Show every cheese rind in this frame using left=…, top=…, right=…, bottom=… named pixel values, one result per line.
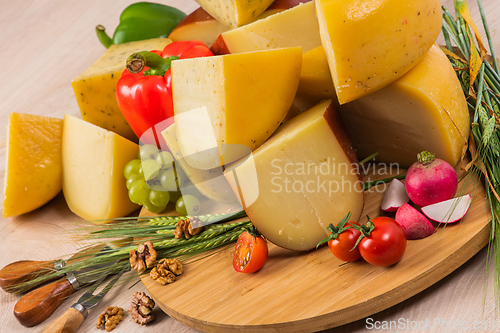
left=62, top=115, right=139, bottom=221
left=225, top=100, right=365, bottom=251
left=316, top=0, right=441, bottom=104
left=338, top=45, right=470, bottom=167
left=72, top=38, right=171, bottom=141
left=172, top=47, right=302, bottom=169
left=211, top=1, right=320, bottom=55
left=3, top=113, right=63, bottom=218
left=194, top=0, right=275, bottom=28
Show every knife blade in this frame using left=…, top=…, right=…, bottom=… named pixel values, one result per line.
left=0, top=243, right=108, bottom=293
left=13, top=246, right=120, bottom=327
left=39, top=264, right=130, bottom=333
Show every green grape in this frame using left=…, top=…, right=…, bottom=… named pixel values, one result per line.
left=139, top=144, right=159, bottom=160
left=142, top=159, right=161, bottom=181
left=123, top=159, right=141, bottom=179
left=149, top=190, right=170, bottom=207
left=129, top=180, right=150, bottom=205
left=175, top=167, right=189, bottom=187
left=143, top=197, right=166, bottom=214
left=126, top=174, right=142, bottom=190
left=169, top=190, right=182, bottom=203
left=160, top=169, right=178, bottom=191
left=156, top=151, right=174, bottom=169
left=175, top=195, right=201, bottom=216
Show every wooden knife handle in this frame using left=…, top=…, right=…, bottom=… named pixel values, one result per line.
left=14, top=278, right=75, bottom=327
left=39, top=307, right=85, bottom=333
left=0, top=260, right=57, bottom=292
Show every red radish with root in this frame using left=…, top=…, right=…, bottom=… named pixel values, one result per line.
left=381, top=178, right=410, bottom=212
left=421, top=194, right=472, bottom=223
left=405, top=151, right=458, bottom=207
left=395, top=203, right=436, bottom=240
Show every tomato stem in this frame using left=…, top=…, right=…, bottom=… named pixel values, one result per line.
left=126, top=51, right=179, bottom=76
left=316, top=212, right=352, bottom=248
left=350, top=216, right=375, bottom=251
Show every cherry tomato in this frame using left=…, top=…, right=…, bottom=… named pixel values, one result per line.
left=233, top=229, right=268, bottom=273
left=358, top=216, right=407, bottom=266
left=327, top=222, right=362, bottom=262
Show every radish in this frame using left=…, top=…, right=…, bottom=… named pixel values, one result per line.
left=395, top=203, right=436, bottom=240
left=421, top=194, right=472, bottom=223
left=381, top=178, right=409, bottom=212
left=405, top=151, right=458, bottom=207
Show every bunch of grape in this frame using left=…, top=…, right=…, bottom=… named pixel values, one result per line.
left=123, top=144, right=202, bottom=215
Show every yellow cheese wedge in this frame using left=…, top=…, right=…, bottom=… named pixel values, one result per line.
left=62, top=115, right=139, bottom=221
left=168, top=1, right=305, bottom=48
left=338, top=45, right=470, bottom=168
left=286, top=45, right=338, bottom=122
left=316, top=0, right=442, bottom=104
left=194, top=0, right=274, bottom=28
left=224, top=100, right=365, bottom=251
left=162, top=124, right=240, bottom=204
left=72, top=38, right=171, bottom=141
left=211, top=1, right=321, bottom=55
left=172, top=47, right=302, bottom=169
left=3, top=113, right=63, bottom=218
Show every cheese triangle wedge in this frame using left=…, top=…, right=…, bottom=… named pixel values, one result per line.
left=172, top=47, right=302, bottom=169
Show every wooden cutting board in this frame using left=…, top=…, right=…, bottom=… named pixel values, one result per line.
left=139, top=169, right=491, bottom=333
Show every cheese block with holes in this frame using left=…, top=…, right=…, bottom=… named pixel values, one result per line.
left=194, top=0, right=274, bottom=28
left=338, top=45, right=470, bottom=168
left=172, top=47, right=302, bottom=170
left=62, top=115, right=139, bottom=221
left=3, top=113, right=63, bottom=218
left=224, top=100, right=364, bottom=251
left=72, top=38, right=171, bottom=141
left=315, top=0, right=441, bottom=104
left=211, top=1, right=320, bottom=55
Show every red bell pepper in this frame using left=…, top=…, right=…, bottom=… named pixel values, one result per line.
left=116, top=40, right=213, bottom=146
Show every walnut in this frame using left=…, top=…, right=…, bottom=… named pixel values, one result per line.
left=129, top=241, right=157, bottom=274
left=149, top=258, right=183, bottom=285
left=174, top=217, right=204, bottom=239
left=96, top=306, right=124, bottom=331
left=129, top=292, right=155, bottom=325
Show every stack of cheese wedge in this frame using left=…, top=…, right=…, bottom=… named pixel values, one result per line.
left=161, top=0, right=469, bottom=251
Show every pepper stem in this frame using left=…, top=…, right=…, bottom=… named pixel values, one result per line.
left=95, top=25, right=113, bottom=49
left=126, top=51, right=179, bottom=76
left=417, top=151, right=435, bottom=165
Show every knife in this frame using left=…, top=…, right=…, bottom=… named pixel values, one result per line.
left=0, top=244, right=108, bottom=293
left=39, top=264, right=130, bottom=333
left=13, top=247, right=119, bottom=327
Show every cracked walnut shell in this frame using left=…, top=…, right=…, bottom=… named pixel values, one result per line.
left=129, top=240, right=157, bottom=274
left=129, top=292, right=155, bottom=325
left=96, top=306, right=124, bottom=332
left=174, top=217, right=204, bottom=239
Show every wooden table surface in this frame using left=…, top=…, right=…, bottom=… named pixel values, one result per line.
left=0, top=1, right=499, bottom=332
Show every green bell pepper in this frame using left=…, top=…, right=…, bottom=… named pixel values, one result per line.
left=96, top=2, right=186, bottom=48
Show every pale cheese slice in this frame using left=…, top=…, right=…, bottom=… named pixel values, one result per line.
left=211, top=1, right=321, bottom=55
left=62, top=115, right=139, bottom=221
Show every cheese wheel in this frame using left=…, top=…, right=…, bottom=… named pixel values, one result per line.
left=338, top=45, right=470, bottom=167
left=225, top=100, right=364, bottom=251
left=316, top=0, right=442, bottom=104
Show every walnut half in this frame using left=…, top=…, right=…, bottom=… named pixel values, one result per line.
left=129, top=241, right=157, bottom=274
left=96, top=306, right=124, bottom=332
left=129, top=292, right=155, bottom=326
left=174, top=217, right=204, bottom=239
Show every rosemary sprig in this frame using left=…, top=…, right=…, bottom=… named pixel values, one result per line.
left=442, top=0, right=500, bottom=310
